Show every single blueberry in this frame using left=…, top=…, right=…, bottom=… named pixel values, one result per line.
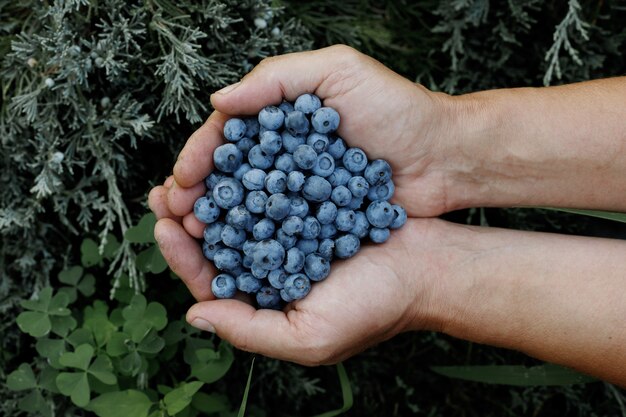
left=204, top=171, right=227, bottom=192
left=213, top=248, right=242, bottom=271
left=288, top=196, right=309, bottom=218
left=346, top=196, right=365, bottom=210
left=203, top=221, right=225, bottom=244
left=243, top=117, right=260, bottom=138
left=343, top=147, right=368, bottom=173
left=316, top=201, right=338, bottom=225
left=293, top=144, right=318, bottom=170
left=287, top=171, right=306, bottom=192
left=319, top=223, right=338, bottom=239
left=245, top=190, right=268, bottom=214
left=265, top=193, right=291, bottom=221
left=369, top=227, right=390, bottom=243
left=347, top=176, right=370, bottom=198
left=302, top=175, right=332, bottom=203
left=280, top=288, right=295, bottom=303
left=220, top=224, right=246, bottom=249
left=364, top=159, right=392, bottom=186
left=285, top=110, right=310, bottom=136
left=236, top=272, right=263, bottom=294
left=311, top=107, right=340, bottom=134
left=252, top=239, right=286, bottom=270
left=233, top=162, right=252, bottom=181
left=327, top=167, right=352, bottom=187
left=334, top=233, right=360, bottom=259
left=226, top=205, right=252, bottom=229
left=223, top=118, right=247, bottom=142
left=242, top=168, right=267, bottom=191
left=253, top=218, right=276, bottom=241
left=335, top=208, right=356, bottom=231
left=301, top=216, right=321, bottom=239
left=283, top=273, right=311, bottom=300
left=211, top=274, right=237, bottom=299
left=213, top=143, right=243, bottom=173
left=276, top=228, right=297, bottom=250
left=318, top=238, right=335, bottom=260
left=194, top=196, right=221, bottom=223
left=327, top=137, right=347, bottom=160
left=248, top=145, right=275, bottom=170
left=212, top=178, right=245, bottom=209
left=251, top=263, right=269, bottom=279
left=202, top=242, right=223, bottom=261
left=331, top=185, right=352, bottom=206
left=243, top=255, right=253, bottom=268
left=265, top=170, right=287, bottom=194
left=390, top=204, right=407, bottom=229
left=366, top=200, right=395, bottom=228
left=243, top=240, right=258, bottom=256
left=278, top=101, right=294, bottom=115
left=312, top=152, right=335, bottom=177
left=256, top=286, right=282, bottom=308
left=258, top=105, right=285, bottom=130
left=294, top=93, right=321, bottom=115
left=307, top=132, right=330, bottom=154
left=281, top=131, right=306, bottom=153
left=284, top=247, right=305, bottom=274
left=259, top=130, right=283, bottom=155
left=268, top=268, right=288, bottom=289
left=282, top=216, right=304, bottom=236
left=275, top=153, right=296, bottom=173
left=296, top=238, right=319, bottom=255
left=367, top=180, right=395, bottom=201
left=304, top=254, right=331, bottom=281
left=352, top=211, right=370, bottom=238
left=236, top=137, right=256, bottom=156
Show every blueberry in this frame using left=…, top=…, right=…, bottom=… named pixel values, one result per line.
left=243, top=255, right=253, bottom=268
left=278, top=101, right=294, bottom=115
left=366, top=200, right=394, bottom=228
left=223, top=118, right=247, bottom=142
left=293, top=144, right=317, bottom=170
left=233, top=162, right=252, bottom=181
left=294, top=93, right=321, bottom=115
left=256, top=286, right=282, bottom=308
left=364, top=159, right=392, bottom=186
left=343, top=147, right=368, bottom=173
left=318, top=238, right=335, bottom=260
left=251, top=263, right=269, bottom=279
left=252, top=218, right=275, bottom=240
left=213, top=143, right=243, bottom=173
left=285, top=110, right=310, bottom=136
left=221, top=225, right=246, bottom=249
left=327, top=137, right=347, bottom=159
left=226, top=205, right=252, bottom=229
left=204, top=172, right=227, bottom=192
left=252, top=239, right=286, bottom=270
left=203, top=221, right=225, bottom=244
left=334, top=234, right=360, bottom=259
left=288, top=196, right=309, bottom=218
left=213, top=178, right=245, bottom=209
left=301, top=216, right=321, bottom=239
left=245, top=190, right=268, bottom=214
left=302, top=175, right=332, bottom=203
left=259, top=130, right=283, bottom=155
left=311, top=107, right=340, bottom=134
left=307, top=133, right=330, bottom=154
left=367, top=180, right=395, bottom=201
left=369, top=227, right=390, bottom=243
left=327, top=167, right=351, bottom=187
left=243, top=240, right=258, bottom=257
left=312, top=152, right=335, bottom=177
left=319, top=223, right=337, bottom=239
left=243, top=117, right=260, bottom=138
left=347, top=176, right=369, bottom=198
left=244, top=215, right=258, bottom=233
left=283, top=273, right=311, bottom=300
left=316, top=201, right=338, bottom=225
left=287, top=171, right=306, bottom=192
left=335, top=208, right=356, bottom=231
left=212, top=274, right=237, bottom=299
left=258, top=105, right=285, bottom=130
left=296, top=238, right=319, bottom=255
left=214, top=248, right=242, bottom=271
left=236, top=137, right=256, bottom=156
left=390, top=205, right=407, bottom=229
left=304, top=254, right=331, bottom=281
left=275, top=153, right=296, bottom=173
left=268, top=268, right=288, bottom=289
left=236, top=272, right=263, bottom=293
left=248, top=145, right=275, bottom=170
left=331, top=185, right=352, bottom=206
left=282, top=216, right=304, bottom=235
left=202, top=242, right=223, bottom=261
left=194, top=196, right=221, bottom=223
left=242, top=168, right=267, bottom=191
left=276, top=228, right=297, bottom=250
left=284, top=247, right=305, bottom=273
left=265, top=193, right=291, bottom=221
left=346, top=196, right=365, bottom=210
left=352, top=211, right=370, bottom=238
left=265, top=170, right=287, bottom=194
left=282, top=131, right=306, bottom=153
left=280, top=289, right=295, bottom=303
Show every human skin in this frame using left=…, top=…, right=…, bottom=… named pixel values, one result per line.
left=148, top=45, right=626, bottom=387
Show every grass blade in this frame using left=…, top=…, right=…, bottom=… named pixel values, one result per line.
left=237, top=356, right=255, bottom=417
left=431, top=363, right=595, bottom=386
left=311, top=363, right=353, bottom=417
left=542, top=208, right=626, bottom=224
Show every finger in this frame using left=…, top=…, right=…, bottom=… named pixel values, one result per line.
left=173, top=111, right=229, bottom=188
left=154, top=218, right=215, bottom=301
left=167, top=180, right=206, bottom=217
left=148, top=186, right=181, bottom=222
left=186, top=300, right=302, bottom=361
left=183, top=212, right=205, bottom=239
left=164, top=175, right=175, bottom=188
left=211, top=45, right=359, bottom=115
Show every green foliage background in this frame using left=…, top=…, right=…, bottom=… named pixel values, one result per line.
left=1, top=0, right=625, bottom=416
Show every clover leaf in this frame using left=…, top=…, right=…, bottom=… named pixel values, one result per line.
left=122, top=294, right=167, bottom=343
left=87, top=390, right=153, bottom=417
left=164, top=381, right=204, bottom=415
left=58, top=265, right=95, bottom=303
left=17, top=287, right=71, bottom=338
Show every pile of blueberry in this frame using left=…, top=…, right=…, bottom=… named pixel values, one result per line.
left=194, top=93, right=407, bottom=309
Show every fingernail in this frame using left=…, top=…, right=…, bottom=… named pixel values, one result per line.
left=215, top=81, right=241, bottom=95
left=190, top=318, right=216, bottom=333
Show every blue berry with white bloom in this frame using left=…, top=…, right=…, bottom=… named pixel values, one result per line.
left=335, top=234, right=360, bottom=259
left=318, top=238, right=335, bottom=259
left=364, top=159, right=392, bottom=186
left=205, top=171, right=227, bottom=192
left=316, top=201, right=338, bottom=225
left=304, top=254, right=331, bottom=281
left=335, top=208, right=356, bottom=231
left=245, top=190, right=268, bottom=213
left=224, top=118, right=246, bottom=142
left=302, top=175, right=332, bottom=202
left=276, top=228, right=297, bottom=250
left=258, top=105, right=285, bottom=130
left=301, top=216, right=321, bottom=239
left=282, top=131, right=306, bottom=153
left=307, top=132, right=330, bottom=153
left=256, top=286, right=282, bottom=308
left=226, top=205, right=252, bottom=229
left=311, top=107, right=340, bottom=134
left=268, top=268, right=288, bottom=289
left=352, top=211, right=370, bottom=238
left=242, top=168, right=266, bottom=191
left=319, top=223, right=337, bottom=239
left=285, top=110, right=310, bottom=136
left=252, top=239, right=285, bottom=270
left=282, top=216, right=304, bottom=235
left=243, top=117, right=260, bottom=138
left=366, top=200, right=394, bottom=228
left=214, top=248, right=242, bottom=271
left=347, top=176, right=369, bottom=198
left=327, top=167, right=352, bottom=187
left=327, top=137, right=347, bottom=159
left=312, top=152, right=335, bottom=177
left=194, top=196, right=221, bottom=223
left=243, top=240, right=258, bottom=256
left=264, top=170, right=287, bottom=194
left=343, top=147, right=368, bottom=173
left=278, top=101, right=294, bottom=115
left=259, top=130, right=283, bottom=155
left=293, top=144, right=317, bottom=170
left=251, top=263, right=269, bottom=279
left=284, top=247, right=305, bottom=274
left=275, top=153, right=296, bottom=173
left=237, top=137, right=256, bottom=156
left=283, top=273, right=311, bottom=300
left=331, top=185, right=352, bottom=206
left=369, top=227, right=390, bottom=243
left=296, top=238, right=319, bottom=255
left=288, top=196, right=309, bottom=218
left=236, top=272, right=263, bottom=294
left=265, top=193, right=291, bottom=221
left=287, top=171, right=305, bottom=192
left=213, top=143, right=243, bottom=173
left=212, top=178, right=245, bottom=209
left=390, top=204, right=407, bottom=229
left=233, top=163, right=252, bottom=181
left=367, top=180, right=395, bottom=201
left=203, top=222, right=225, bottom=244
left=221, top=225, right=246, bottom=249
left=253, top=218, right=275, bottom=240
left=346, top=196, right=365, bottom=210
left=212, top=274, right=237, bottom=299
left=294, top=93, right=321, bottom=115
left=248, top=145, right=275, bottom=170
left=202, top=242, right=223, bottom=261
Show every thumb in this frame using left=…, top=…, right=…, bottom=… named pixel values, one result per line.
left=210, top=45, right=359, bottom=115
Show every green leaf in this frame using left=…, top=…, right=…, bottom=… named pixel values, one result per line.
left=59, top=266, right=84, bottom=286
left=544, top=207, right=626, bottom=224
left=81, top=238, right=102, bottom=267
left=48, top=291, right=71, bottom=316
left=56, top=372, right=90, bottom=407
left=118, top=351, right=145, bottom=377
left=39, top=366, right=60, bottom=393
left=122, top=295, right=167, bottom=343
left=36, top=338, right=66, bottom=369
left=88, top=355, right=117, bottom=385
left=106, top=332, right=132, bottom=357
left=78, top=273, right=96, bottom=296
left=164, top=381, right=204, bottom=416
left=7, top=363, right=37, bottom=391
left=67, top=328, right=95, bottom=348
left=137, top=330, right=165, bottom=354
left=190, top=342, right=234, bottom=383
left=125, top=213, right=157, bottom=244
left=87, top=390, right=153, bottom=417
left=50, top=315, right=77, bottom=337
left=237, top=357, right=255, bottom=417
left=102, top=234, right=121, bottom=259
left=18, top=390, right=50, bottom=416
left=59, top=344, right=94, bottom=370
left=21, top=287, right=53, bottom=312
left=191, top=392, right=230, bottom=414
left=312, top=363, right=353, bottom=417
left=136, top=245, right=168, bottom=274
left=430, top=363, right=596, bottom=386
left=84, top=301, right=117, bottom=348
left=17, top=311, right=51, bottom=337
